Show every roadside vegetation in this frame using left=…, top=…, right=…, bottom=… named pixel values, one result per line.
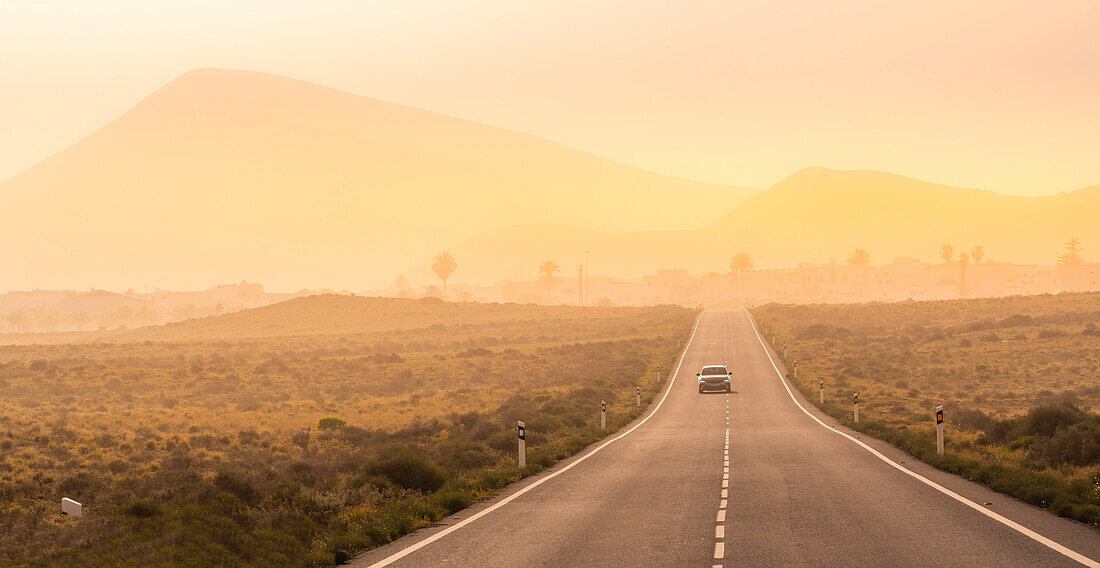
left=0, top=296, right=695, bottom=566
left=754, top=292, right=1100, bottom=529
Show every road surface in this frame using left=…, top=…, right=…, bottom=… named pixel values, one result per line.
left=351, top=309, right=1100, bottom=567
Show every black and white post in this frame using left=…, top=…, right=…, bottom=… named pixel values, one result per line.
left=783, top=344, right=787, bottom=359
left=819, top=379, right=824, bottom=403
left=517, top=421, right=526, bottom=469
left=935, top=406, right=944, bottom=456
left=793, top=360, right=799, bottom=379
left=636, top=386, right=641, bottom=406
left=600, top=400, right=607, bottom=430
left=853, top=392, right=860, bottom=422
left=656, top=364, right=661, bottom=383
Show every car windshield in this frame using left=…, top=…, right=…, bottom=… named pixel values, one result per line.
left=701, top=366, right=727, bottom=375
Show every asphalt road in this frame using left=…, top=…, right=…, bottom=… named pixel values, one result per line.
left=350, top=309, right=1100, bottom=568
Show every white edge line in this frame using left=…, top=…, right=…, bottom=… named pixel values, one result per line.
left=743, top=308, right=1100, bottom=568
left=362, top=312, right=706, bottom=568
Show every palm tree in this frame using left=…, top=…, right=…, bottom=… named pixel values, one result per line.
left=1057, top=237, right=1084, bottom=265
left=6, top=310, right=29, bottom=333
left=537, top=260, right=561, bottom=296
left=432, top=252, right=458, bottom=295
left=847, top=248, right=871, bottom=265
left=70, top=310, right=91, bottom=332
left=729, top=252, right=754, bottom=276
left=939, top=244, right=954, bottom=263
left=39, top=314, right=59, bottom=333
left=971, top=245, right=985, bottom=263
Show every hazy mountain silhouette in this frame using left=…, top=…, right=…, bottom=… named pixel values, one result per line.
left=114, top=294, right=649, bottom=341
left=421, top=168, right=1100, bottom=283
left=0, top=68, right=754, bottom=291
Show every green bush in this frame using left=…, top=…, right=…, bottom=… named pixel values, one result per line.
left=317, top=417, right=346, bottom=430
left=368, top=450, right=445, bottom=492
left=122, top=498, right=161, bottom=518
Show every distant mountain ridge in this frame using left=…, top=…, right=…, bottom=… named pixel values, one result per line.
left=416, top=168, right=1100, bottom=284
left=0, top=68, right=755, bottom=291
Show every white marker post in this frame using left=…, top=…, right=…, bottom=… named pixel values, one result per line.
left=819, top=379, right=824, bottom=404
left=517, top=421, right=526, bottom=469
left=656, top=364, right=661, bottom=383
left=935, top=406, right=944, bottom=456
left=61, top=498, right=82, bottom=517
left=793, top=360, right=798, bottom=379
left=853, top=392, right=860, bottom=422
left=636, top=386, right=641, bottom=406
left=783, top=344, right=787, bottom=359
left=600, top=400, right=607, bottom=430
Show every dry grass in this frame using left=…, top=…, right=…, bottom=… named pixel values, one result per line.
left=755, top=292, right=1100, bottom=527
left=0, top=297, right=696, bottom=566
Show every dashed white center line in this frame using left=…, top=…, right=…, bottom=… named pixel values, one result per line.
left=721, top=489, right=727, bottom=498
left=716, top=525, right=725, bottom=539
left=717, top=509, right=726, bottom=522
left=714, top=542, right=725, bottom=559
left=719, top=499, right=727, bottom=508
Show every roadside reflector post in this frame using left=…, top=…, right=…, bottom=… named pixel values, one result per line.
left=656, top=364, right=661, bottom=383
left=600, top=400, right=607, bottom=430
left=636, top=386, right=641, bottom=406
left=783, top=344, right=787, bottom=359
left=517, top=421, right=526, bottom=468
left=853, top=392, right=860, bottom=422
left=793, top=360, right=798, bottom=379
left=62, top=498, right=82, bottom=517
left=935, top=406, right=944, bottom=456
left=819, top=379, right=824, bottom=404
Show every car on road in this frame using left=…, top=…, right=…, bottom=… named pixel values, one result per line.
left=697, top=365, right=731, bottom=393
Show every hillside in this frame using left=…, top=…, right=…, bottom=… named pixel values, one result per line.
left=0, top=68, right=754, bottom=292
left=420, top=168, right=1100, bottom=283
left=112, top=294, right=678, bottom=342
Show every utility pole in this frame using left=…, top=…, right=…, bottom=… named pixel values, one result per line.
left=580, top=266, right=589, bottom=306
left=584, top=250, right=591, bottom=305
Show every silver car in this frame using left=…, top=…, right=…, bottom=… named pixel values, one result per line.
left=697, top=365, right=732, bottom=393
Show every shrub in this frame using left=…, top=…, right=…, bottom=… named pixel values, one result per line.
left=317, top=417, right=347, bottom=430
left=1031, top=422, right=1100, bottom=467
left=368, top=450, right=445, bottom=492
left=954, top=407, right=994, bottom=431
left=122, top=498, right=161, bottom=518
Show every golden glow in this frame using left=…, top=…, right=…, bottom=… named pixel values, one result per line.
left=1, top=1, right=1098, bottom=291
left=2, top=1, right=1098, bottom=194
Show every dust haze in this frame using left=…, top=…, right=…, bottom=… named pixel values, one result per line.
left=2, top=2, right=1099, bottom=567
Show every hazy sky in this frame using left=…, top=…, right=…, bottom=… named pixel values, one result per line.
left=2, top=0, right=1099, bottom=195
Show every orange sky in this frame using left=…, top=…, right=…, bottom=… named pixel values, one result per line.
left=2, top=0, right=1099, bottom=194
